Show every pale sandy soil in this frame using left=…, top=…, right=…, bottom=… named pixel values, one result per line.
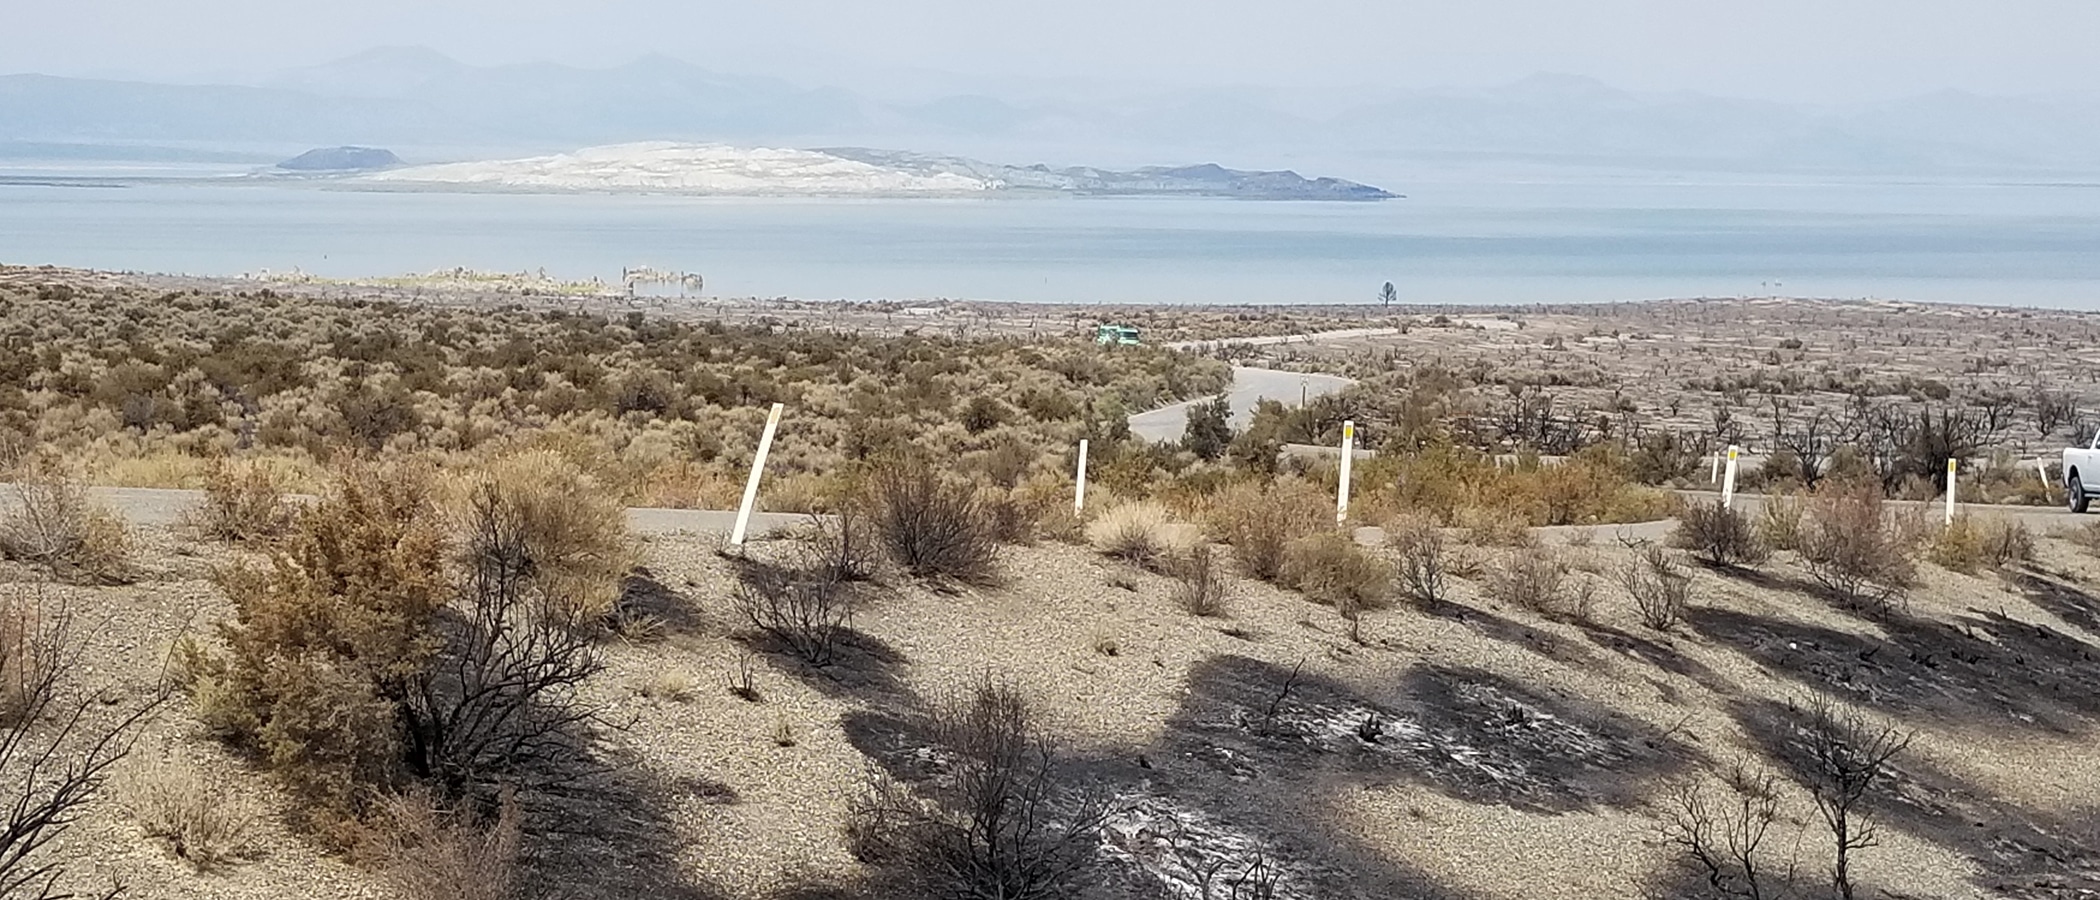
left=9, top=500, right=2099, bottom=900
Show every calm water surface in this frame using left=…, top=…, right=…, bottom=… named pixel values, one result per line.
left=2, top=163, right=2095, bottom=307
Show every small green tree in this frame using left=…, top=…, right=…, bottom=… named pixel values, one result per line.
left=1380, top=281, right=1398, bottom=309
left=1183, top=394, right=1234, bottom=461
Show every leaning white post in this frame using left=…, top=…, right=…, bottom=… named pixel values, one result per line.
left=1945, top=458, right=1958, bottom=525
left=2039, top=457, right=2054, bottom=500
left=1721, top=445, right=1740, bottom=509
left=1710, top=449, right=1722, bottom=484
left=1336, top=420, right=1356, bottom=525
left=729, top=403, right=785, bottom=547
left=1073, top=439, right=1090, bottom=515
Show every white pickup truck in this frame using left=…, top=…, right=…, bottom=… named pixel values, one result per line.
left=2065, top=434, right=2100, bottom=512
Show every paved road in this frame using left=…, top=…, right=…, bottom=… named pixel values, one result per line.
left=1128, top=366, right=1356, bottom=444
left=1166, top=326, right=1403, bottom=352
left=43, top=486, right=814, bottom=537
left=19, top=475, right=2086, bottom=548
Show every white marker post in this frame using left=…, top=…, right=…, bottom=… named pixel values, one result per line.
left=1945, top=458, right=1959, bottom=525
left=729, top=403, right=785, bottom=547
left=1336, top=420, right=1356, bottom=525
left=1073, top=439, right=1090, bottom=515
left=1710, top=451, right=1722, bottom=484
left=2039, top=457, right=2054, bottom=501
left=1721, top=445, right=1740, bottom=509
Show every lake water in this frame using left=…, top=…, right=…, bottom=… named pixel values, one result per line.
left=3, top=162, right=2097, bottom=307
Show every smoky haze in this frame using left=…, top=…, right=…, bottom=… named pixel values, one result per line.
left=8, top=0, right=2099, bottom=104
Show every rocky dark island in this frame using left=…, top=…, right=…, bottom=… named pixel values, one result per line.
left=276, top=146, right=404, bottom=171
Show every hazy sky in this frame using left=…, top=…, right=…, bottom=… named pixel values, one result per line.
left=6, top=0, right=2098, bottom=103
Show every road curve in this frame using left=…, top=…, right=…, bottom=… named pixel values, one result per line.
left=1128, top=366, right=1356, bottom=445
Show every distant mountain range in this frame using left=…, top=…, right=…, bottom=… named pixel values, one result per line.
left=4, top=47, right=2099, bottom=174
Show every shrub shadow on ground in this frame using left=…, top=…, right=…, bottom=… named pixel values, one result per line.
left=1686, top=605, right=2100, bottom=734
left=2014, top=571, right=2100, bottom=640
left=737, top=628, right=910, bottom=700
left=1728, top=696, right=2100, bottom=900
left=514, top=734, right=728, bottom=899
left=1575, top=620, right=1733, bottom=692
left=1418, top=597, right=1605, bottom=669
left=1167, top=655, right=1693, bottom=814
left=725, top=556, right=912, bottom=700
left=616, top=566, right=707, bottom=634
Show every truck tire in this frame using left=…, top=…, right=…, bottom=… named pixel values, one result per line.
left=2072, top=474, right=2090, bottom=514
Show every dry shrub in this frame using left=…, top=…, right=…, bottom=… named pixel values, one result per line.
left=1085, top=501, right=1183, bottom=569
left=117, top=756, right=259, bottom=870
left=0, top=430, right=25, bottom=479
left=1926, top=515, right=1986, bottom=575
left=186, top=461, right=604, bottom=839
left=368, top=789, right=522, bottom=900
left=1485, top=551, right=1572, bottom=617
left=1208, top=479, right=1328, bottom=581
left=1669, top=500, right=1770, bottom=569
left=451, top=451, right=633, bottom=626
left=190, top=458, right=296, bottom=543
left=1386, top=515, right=1447, bottom=606
left=869, top=463, right=999, bottom=584
left=1364, top=443, right=1670, bottom=528
left=1756, top=493, right=1805, bottom=552
left=184, top=463, right=450, bottom=837
left=979, top=489, right=1039, bottom=545
left=1279, top=530, right=1391, bottom=610
left=1623, top=544, right=1692, bottom=632
left=1455, top=505, right=1536, bottom=548
left=640, top=670, right=695, bottom=703
left=1980, top=517, right=2035, bottom=568
left=1171, top=545, right=1230, bottom=617
left=1800, top=485, right=1917, bottom=613
left=0, top=475, right=133, bottom=584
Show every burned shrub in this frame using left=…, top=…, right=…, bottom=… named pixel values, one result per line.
left=733, top=562, right=852, bottom=667
left=1669, top=501, right=1769, bottom=570
left=1799, top=487, right=1915, bottom=613
left=1386, top=515, right=1447, bottom=607
left=869, top=464, right=998, bottom=584
left=0, top=475, right=133, bottom=585
left=0, top=585, right=161, bottom=898
left=1623, top=544, right=1692, bottom=632
left=848, top=678, right=1111, bottom=900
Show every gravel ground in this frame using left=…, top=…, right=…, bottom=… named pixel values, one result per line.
left=3, top=504, right=2097, bottom=899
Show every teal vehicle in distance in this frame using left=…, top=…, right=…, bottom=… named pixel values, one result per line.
left=1095, top=324, right=1141, bottom=346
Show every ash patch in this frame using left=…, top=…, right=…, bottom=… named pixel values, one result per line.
left=1171, top=656, right=1688, bottom=812
left=1098, top=794, right=1306, bottom=900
